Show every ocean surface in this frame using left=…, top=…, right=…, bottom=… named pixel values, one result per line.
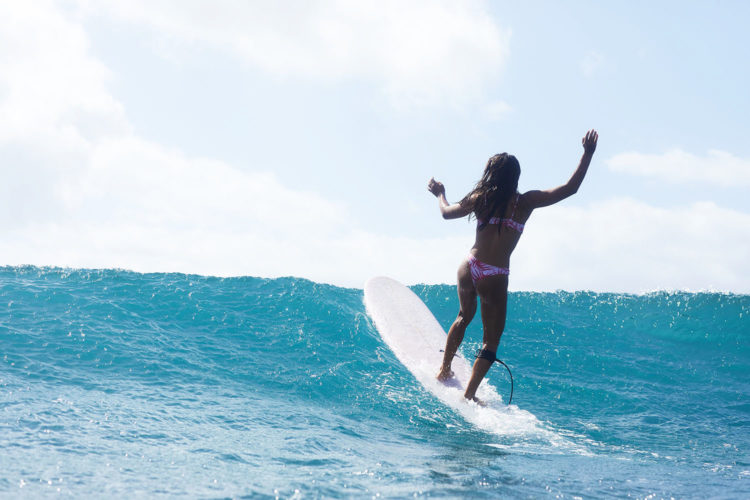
left=1, top=266, right=748, bottom=499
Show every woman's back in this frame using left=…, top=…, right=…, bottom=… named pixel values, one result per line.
left=471, top=193, right=531, bottom=268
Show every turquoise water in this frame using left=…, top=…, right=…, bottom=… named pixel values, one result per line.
left=1, top=266, right=748, bottom=498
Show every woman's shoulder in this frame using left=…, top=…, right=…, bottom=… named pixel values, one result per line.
left=518, top=190, right=539, bottom=204
left=516, top=191, right=535, bottom=214
left=461, top=192, right=479, bottom=210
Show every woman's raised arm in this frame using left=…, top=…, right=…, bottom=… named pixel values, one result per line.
left=523, top=129, right=598, bottom=210
left=428, top=178, right=473, bottom=220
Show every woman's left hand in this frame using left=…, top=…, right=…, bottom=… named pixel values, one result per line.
left=582, top=129, right=598, bottom=154
left=428, top=177, right=445, bottom=197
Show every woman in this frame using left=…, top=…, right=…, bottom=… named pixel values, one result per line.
left=428, top=129, right=598, bottom=402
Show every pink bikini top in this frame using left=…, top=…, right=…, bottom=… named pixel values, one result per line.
left=476, top=193, right=525, bottom=233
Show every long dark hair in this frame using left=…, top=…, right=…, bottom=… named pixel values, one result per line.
left=462, top=153, right=520, bottom=231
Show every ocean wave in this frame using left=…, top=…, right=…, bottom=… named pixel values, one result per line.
left=1, top=266, right=748, bottom=498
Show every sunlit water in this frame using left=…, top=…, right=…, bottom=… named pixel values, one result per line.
left=1, top=266, right=748, bottom=498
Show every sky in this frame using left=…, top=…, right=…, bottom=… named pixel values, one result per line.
left=1, top=1, right=749, bottom=292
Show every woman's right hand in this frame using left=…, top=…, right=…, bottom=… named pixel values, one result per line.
left=428, top=177, right=445, bottom=197
left=582, top=129, right=598, bottom=154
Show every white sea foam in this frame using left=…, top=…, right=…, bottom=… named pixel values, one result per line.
left=410, top=358, right=589, bottom=455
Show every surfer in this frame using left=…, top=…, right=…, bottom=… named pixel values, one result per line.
left=428, top=129, right=598, bottom=402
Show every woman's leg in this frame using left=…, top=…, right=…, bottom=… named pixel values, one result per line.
left=437, top=259, right=477, bottom=380
left=463, top=274, right=508, bottom=400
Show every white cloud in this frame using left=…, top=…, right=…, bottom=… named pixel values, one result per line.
left=513, top=197, right=750, bottom=293
left=607, top=149, right=750, bottom=188
left=0, top=2, right=128, bottom=147
left=0, top=1, right=128, bottom=228
left=79, top=0, right=511, bottom=108
left=1, top=218, right=469, bottom=289
left=7, top=193, right=748, bottom=293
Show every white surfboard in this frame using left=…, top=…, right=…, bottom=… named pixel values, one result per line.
left=363, top=276, right=505, bottom=408
left=364, top=276, right=582, bottom=448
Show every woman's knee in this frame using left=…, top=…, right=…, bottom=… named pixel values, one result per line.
left=455, top=311, right=473, bottom=329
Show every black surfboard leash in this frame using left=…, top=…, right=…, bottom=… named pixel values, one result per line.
left=485, top=354, right=514, bottom=405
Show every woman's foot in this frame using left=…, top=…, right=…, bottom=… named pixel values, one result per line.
left=436, top=367, right=455, bottom=382
left=465, top=395, right=486, bottom=407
